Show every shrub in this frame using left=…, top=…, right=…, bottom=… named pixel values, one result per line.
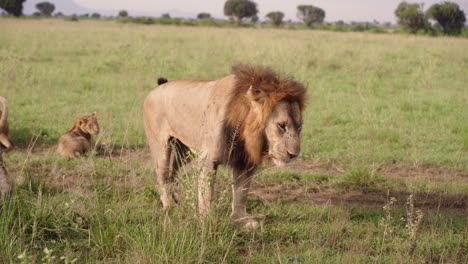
left=224, top=0, right=258, bottom=24
left=394, top=2, right=427, bottom=33
left=118, top=10, right=128, bottom=18
left=297, top=5, right=326, bottom=27
left=197, top=12, right=211, bottom=19
left=0, top=0, right=26, bottom=16
left=35, top=1, right=55, bottom=16
left=426, top=2, right=466, bottom=35
left=266, top=11, right=284, bottom=27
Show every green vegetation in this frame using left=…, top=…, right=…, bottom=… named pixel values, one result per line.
left=0, top=19, right=467, bottom=263
left=394, top=2, right=427, bottom=33
left=265, top=11, right=284, bottom=27
left=224, top=0, right=258, bottom=24
left=0, top=0, right=25, bottom=16
left=1, top=18, right=467, bottom=168
left=426, top=1, right=466, bottom=35
left=297, top=5, right=326, bottom=27
left=35, top=1, right=55, bottom=17
left=118, top=10, right=128, bottom=18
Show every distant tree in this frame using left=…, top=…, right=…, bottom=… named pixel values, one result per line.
left=32, top=12, right=40, bottom=16
left=0, top=0, right=25, bottom=16
left=197, top=12, right=211, bottom=19
left=161, top=13, right=170, bottom=19
left=91, top=12, right=101, bottom=19
left=266, top=11, right=284, bottom=26
left=426, top=2, right=466, bottom=35
left=80, top=13, right=89, bottom=18
left=394, top=2, right=426, bottom=33
left=251, top=14, right=258, bottom=22
left=224, top=0, right=258, bottom=24
left=36, top=2, right=55, bottom=16
left=68, top=14, right=78, bottom=21
left=54, top=12, right=64, bottom=17
left=297, top=5, right=325, bottom=26
left=118, top=10, right=128, bottom=17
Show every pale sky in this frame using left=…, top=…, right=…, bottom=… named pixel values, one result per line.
left=24, top=0, right=468, bottom=23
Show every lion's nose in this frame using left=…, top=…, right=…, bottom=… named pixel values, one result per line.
left=288, top=152, right=298, bottom=160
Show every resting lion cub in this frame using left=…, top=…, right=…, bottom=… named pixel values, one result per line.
left=57, top=112, right=100, bottom=158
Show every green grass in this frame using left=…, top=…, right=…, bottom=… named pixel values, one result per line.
left=1, top=155, right=467, bottom=263
left=0, top=18, right=467, bottom=263
left=1, top=18, right=467, bottom=168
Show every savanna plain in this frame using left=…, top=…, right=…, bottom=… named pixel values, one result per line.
left=0, top=18, right=467, bottom=263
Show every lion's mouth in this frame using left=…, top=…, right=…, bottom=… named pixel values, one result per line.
left=269, top=155, right=287, bottom=167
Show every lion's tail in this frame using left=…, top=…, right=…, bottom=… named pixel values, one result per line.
left=157, top=78, right=168, bottom=85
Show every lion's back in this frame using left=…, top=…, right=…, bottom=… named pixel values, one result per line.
left=57, top=133, right=91, bottom=158
left=143, top=75, right=236, bottom=152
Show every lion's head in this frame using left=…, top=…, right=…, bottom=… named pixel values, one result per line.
left=264, top=100, right=302, bottom=166
left=226, top=64, right=306, bottom=168
left=72, top=112, right=100, bottom=135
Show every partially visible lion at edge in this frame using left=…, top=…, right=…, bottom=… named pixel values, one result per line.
left=143, top=64, right=306, bottom=229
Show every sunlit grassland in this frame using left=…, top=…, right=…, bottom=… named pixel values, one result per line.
left=0, top=18, right=467, bottom=263
left=1, top=18, right=467, bottom=168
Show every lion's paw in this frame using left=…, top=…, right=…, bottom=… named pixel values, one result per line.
left=243, top=219, right=259, bottom=230
left=232, top=216, right=259, bottom=230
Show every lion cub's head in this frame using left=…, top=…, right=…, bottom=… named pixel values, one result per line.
left=74, top=112, right=100, bottom=135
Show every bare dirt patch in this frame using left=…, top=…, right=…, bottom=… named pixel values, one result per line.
left=377, top=163, right=468, bottom=183
left=258, top=160, right=468, bottom=210
left=250, top=182, right=467, bottom=211
left=285, top=159, right=468, bottom=183
left=8, top=147, right=468, bottom=211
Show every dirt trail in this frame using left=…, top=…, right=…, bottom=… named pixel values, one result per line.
left=11, top=146, right=468, bottom=211
left=255, top=160, right=468, bottom=210
left=250, top=182, right=467, bottom=211
left=283, top=160, right=468, bottom=183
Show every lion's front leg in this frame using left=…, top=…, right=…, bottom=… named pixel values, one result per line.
left=231, top=168, right=259, bottom=230
left=198, top=163, right=217, bottom=218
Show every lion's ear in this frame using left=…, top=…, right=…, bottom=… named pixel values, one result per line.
left=92, top=112, right=97, bottom=117
left=246, top=85, right=266, bottom=104
left=76, top=115, right=87, bottom=125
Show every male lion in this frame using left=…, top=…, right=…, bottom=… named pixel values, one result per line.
left=57, top=112, right=100, bottom=158
left=143, top=64, right=306, bottom=229
left=0, top=96, right=12, bottom=198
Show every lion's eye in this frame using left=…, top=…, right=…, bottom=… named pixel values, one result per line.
left=277, top=123, right=287, bottom=132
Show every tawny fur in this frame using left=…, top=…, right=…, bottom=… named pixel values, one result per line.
left=0, top=96, right=12, bottom=198
left=143, top=64, right=306, bottom=228
left=0, top=148, right=10, bottom=198
left=57, top=112, right=100, bottom=158
left=0, top=96, right=12, bottom=151
left=227, top=64, right=306, bottom=166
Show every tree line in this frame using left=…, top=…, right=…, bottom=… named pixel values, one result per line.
left=1, top=0, right=466, bottom=36
left=395, top=1, right=466, bottom=35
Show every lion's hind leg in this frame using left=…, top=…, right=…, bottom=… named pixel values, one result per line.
left=167, top=137, right=191, bottom=203
left=145, top=132, right=176, bottom=212
left=0, top=148, right=10, bottom=199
